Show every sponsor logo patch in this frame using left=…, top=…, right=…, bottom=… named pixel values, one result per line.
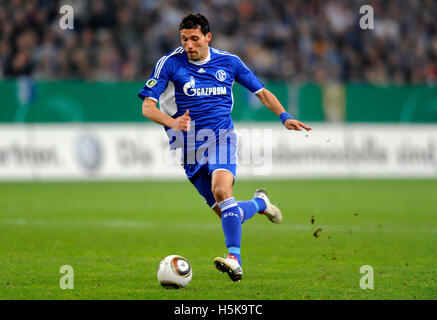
left=183, top=76, right=227, bottom=96
left=215, top=70, right=227, bottom=81
left=146, top=79, right=157, bottom=88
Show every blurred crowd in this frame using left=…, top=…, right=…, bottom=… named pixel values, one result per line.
left=1, top=0, right=437, bottom=84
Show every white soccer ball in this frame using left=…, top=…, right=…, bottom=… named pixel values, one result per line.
left=157, top=255, right=192, bottom=289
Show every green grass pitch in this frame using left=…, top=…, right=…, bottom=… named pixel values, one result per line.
left=0, top=180, right=436, bottom=300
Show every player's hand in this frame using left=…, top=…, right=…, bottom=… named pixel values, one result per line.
left=173, top=109, right=191, bottom=131
left=284, top=119, right=312, bottom=131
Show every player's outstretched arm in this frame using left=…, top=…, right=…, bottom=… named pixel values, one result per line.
left=142, top=98, right=191, bottom=131
left=255, top=88, right=311, bottom=131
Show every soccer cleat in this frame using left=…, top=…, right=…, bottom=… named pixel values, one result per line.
left=254, top=189, right=283, bottom=224
left=213, top=255, right=243, bottom=282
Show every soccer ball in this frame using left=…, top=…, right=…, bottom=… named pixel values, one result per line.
left=157, top=255, right=192, bottom=289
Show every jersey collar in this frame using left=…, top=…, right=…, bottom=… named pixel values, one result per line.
left=188, top=48, right=211, bottom=65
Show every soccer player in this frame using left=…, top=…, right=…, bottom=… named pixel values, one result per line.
left=138, top=13, right=311, bottom=282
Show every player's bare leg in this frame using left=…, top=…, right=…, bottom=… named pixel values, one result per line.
left=211, top=169, right=234, bottom=204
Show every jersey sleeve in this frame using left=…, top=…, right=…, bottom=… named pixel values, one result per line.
left=233, top=56, right=264, bottom=94
left=138, top=57, right=173, bottom=102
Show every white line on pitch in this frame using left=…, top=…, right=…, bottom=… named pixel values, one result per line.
left=0, top=218, right=436, bottom=234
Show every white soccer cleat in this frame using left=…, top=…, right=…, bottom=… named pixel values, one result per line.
left=254, top=189, right=283, bottom=224
left=213, top=255, right=243, bottom=282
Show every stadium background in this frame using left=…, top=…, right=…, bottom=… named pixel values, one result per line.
left=1, top=0, right=437, bottom=180
left=0, top=0, right=436, bottom=300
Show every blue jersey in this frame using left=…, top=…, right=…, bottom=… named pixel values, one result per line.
left=138, top=46, right=264, bottom=177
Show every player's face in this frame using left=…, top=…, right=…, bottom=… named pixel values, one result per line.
left=180, top=27, right=211, bottom=61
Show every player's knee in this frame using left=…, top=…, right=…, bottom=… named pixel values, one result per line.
left=212, top=185, right=232, bottom=203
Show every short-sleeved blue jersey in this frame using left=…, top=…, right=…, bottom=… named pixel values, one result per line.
left=138, top=46, right=264, bottom=176
left=139, top=46, right=263, bottom=132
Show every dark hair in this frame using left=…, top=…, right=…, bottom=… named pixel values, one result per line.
left=179, top=13, right=210, bottom=35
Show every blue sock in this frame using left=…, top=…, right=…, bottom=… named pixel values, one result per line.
left=218, top=197, right=242, bottom=265
left=253, top=197, right=267, bottom=213
left=238, top=198, right=267, bottom=224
